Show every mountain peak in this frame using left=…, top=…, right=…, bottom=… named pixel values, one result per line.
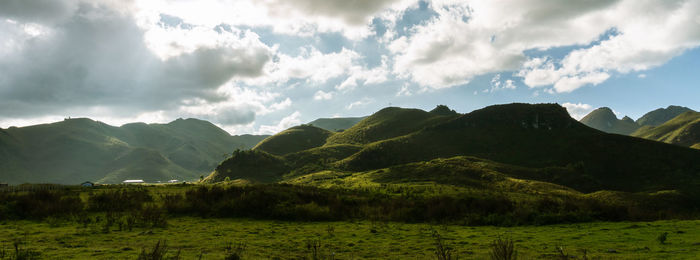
left=637, top=105, right=695, bottom=126
left=430, top=105, right=458, bottom=116
left=580, top=107, right=639, bottom=135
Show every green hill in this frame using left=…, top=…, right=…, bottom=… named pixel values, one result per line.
left=631, top=111, right=700, bottom=148
left=0, top=118, right=268, bottom=184
left=253, top=125, right=333, bottom=156
left=307, top=117, right=366, bottom=132
left=636, top=105, right=694, bottom=126
left=210, top=103, right=700, bottom=195
left=204, top=149, right=289, bottom=183
left=338, top=104, right=700, bottom=192
left=326, top=105, right=459, bottom=145
left=580, top=107, right=640, bottom=135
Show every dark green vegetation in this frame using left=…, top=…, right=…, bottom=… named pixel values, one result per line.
left=0, top=184, right=699, bottom=259
left=0, top=118, right=268, bottom=184
left=580, top=107, right=640, bottom=135
left=632, top=111, right=700, bottom=149
left=307, top=116, right=366, bottom=132
left=1, top=185, right=700, bottom=259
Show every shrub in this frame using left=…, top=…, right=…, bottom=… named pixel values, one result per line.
left=223, top=242, right=246, bottom=260
left=137, top=240, right=180, bottom=260
left=489, top=237, right=516, bottom=260
left=657, top=232, right=668, bottom=244
left=432, top=230, right=454, bottom=260
left=87, top=188, right=152, bottom=212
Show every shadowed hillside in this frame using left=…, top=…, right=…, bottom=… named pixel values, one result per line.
left=0, top=118, right=268, bottom=184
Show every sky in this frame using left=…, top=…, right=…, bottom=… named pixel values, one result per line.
left=0, top=0, right=699, bottom=135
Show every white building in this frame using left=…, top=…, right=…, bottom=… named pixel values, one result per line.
left=123, top=179, right=145, bottom=184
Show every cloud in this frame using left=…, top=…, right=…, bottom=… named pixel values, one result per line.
left=483, top=74, right=517, bottom=93
left=562, top=102, right=593, bottom=120
left=396, top=84, right=412, bottom=97
left=390, top=0, right=700, bottom=92
left=0, top=0, right=78, bottom=24
left=263, top=0, right=401, bottom=25
left=257, top=111, right=302, bottom=134
left=247, top=47, right=360, bottom=86
left=517, top=0, right=700, bottom=92
left=0, top=1, right=273, bottom=122
left=131, top=0, right=416, bottom=40
left=346, top=97, right=374, bottom=110
left=313, top=90, right=333, bottom=100
left=335, top=55, right=390, bottom=91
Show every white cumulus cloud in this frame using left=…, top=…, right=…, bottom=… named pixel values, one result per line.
left=562, top=102, right=594, bottom=120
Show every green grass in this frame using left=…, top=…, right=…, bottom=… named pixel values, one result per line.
left=632, top=111, right=700, bottom=147
left=1, top=218, right=698, bottom=259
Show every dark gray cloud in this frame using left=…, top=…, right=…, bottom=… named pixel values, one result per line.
left=0, top=2, right=271, bottom=121
left=0, top=0, right=78, bottom=24
left=267, top=0, right=401, bottom=25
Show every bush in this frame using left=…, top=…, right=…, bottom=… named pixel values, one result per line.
left=490, top=237, right=517, bottom=260
left=0, top=190, right=82, bottom=220
left=87, top=188, right=152, bottom=212
left=137, top=240, right=180, bottom=260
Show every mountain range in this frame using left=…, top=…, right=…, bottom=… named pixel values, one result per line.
left=207, top=103, right=700, bottom=198
left=580, top=105, right=699, bottom=149
left=0, top=118, right=268, bottom=184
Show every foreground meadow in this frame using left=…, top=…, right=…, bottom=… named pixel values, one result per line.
left=1, top=218, right=698, bottom=259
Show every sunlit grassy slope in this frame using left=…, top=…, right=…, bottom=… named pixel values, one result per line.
left=632, top=111, right=700, bottom=148
left=0, top=118, right=268, bottom=184
left=636, top=105, right=694, bottom=127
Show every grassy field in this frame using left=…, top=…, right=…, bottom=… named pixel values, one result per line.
left=1, top=217, right=699, bottom=259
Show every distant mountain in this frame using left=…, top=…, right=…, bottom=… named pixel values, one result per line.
left=0, top=118, right=268, bottom=184
left=636, top=105, right=694, bottom=126
left=209, top=103, right=700, bottom=194
left=580, top=107, right=640, bottom=135
left=307, top=117, right=366, bottom=132
left=632, top=111, right=700, bottom=148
